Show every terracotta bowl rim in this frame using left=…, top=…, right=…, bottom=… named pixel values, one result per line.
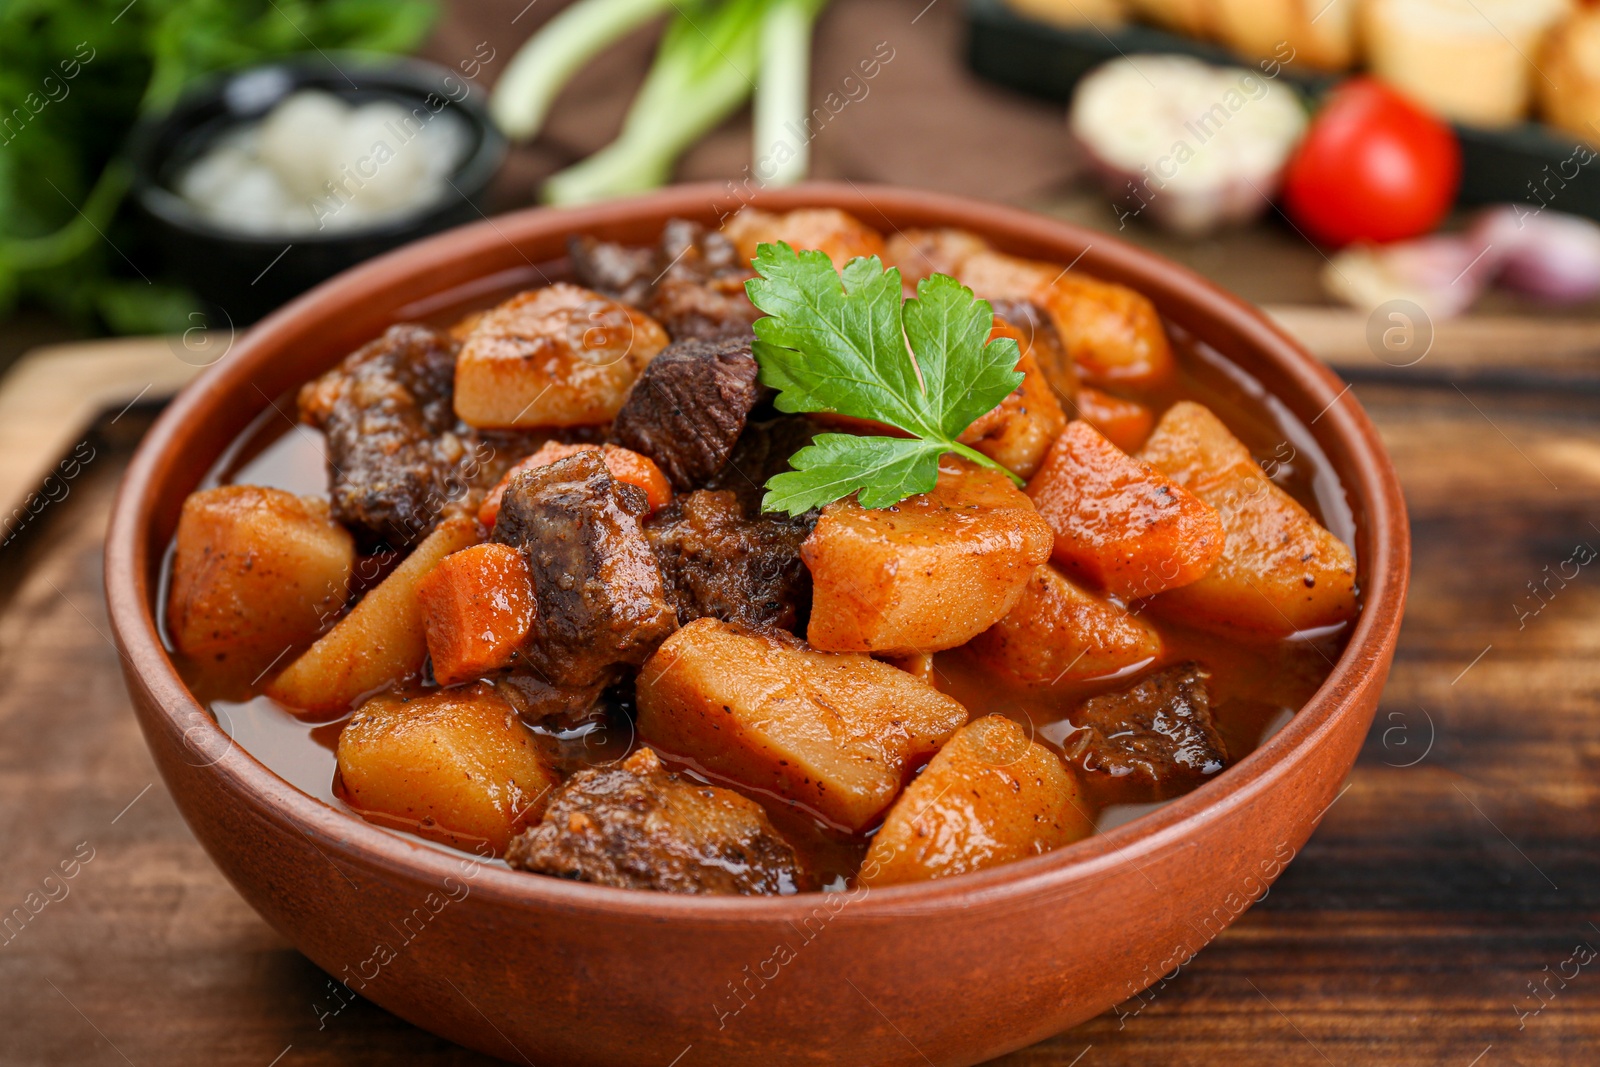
left=105, top=180, right=1409, bottom=921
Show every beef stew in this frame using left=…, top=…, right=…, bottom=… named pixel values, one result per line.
left=165, top=208, right=1358, bottom=896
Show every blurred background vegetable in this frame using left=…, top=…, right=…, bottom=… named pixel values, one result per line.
left=540, top=0, right=767, bottom=205
left=967, top=0, right=1600, bottom=321
left=488, top=0, right=677, bottom=142
left=6, top=0, right=1600, bottom=342
left=1325, top=206, right=1600, bottom=320
left=0, top=0, right=436, bottom=335
left=1068, top=55, right=1306, bottom=237
left=1473, top=205, right=1600, bottom=305
left=1322, top=234, right=1490, bottom=320
left=753, top=0, right=821, bottom=188
left=1281, top=77, right=1461, bottom=247
left=492, top=0, right=828, bottom=205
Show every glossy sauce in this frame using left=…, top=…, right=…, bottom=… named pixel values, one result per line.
left=168, top=264, right=1358, bottom=890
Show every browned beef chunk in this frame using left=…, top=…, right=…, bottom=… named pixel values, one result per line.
left=507, top=747, right=807, bottom=894
left=298, top=324, right=469, bottom=549
left=649, top=219, right=761, bottom=341
left=492, top=673, right=611, bottom=727
left=700, top=415, right=818, bottom=515
left=568, top=218, right=759, bottom=342
left=492, top=450, right=677, bottom=688
left=609, top=337, right=762, bottom=490
left=1066, top=663, right=1226, bottom=792
left=473, top=428, right=590, bottom=489
left=646, top=490, right=813, bottom=634
left=567, top=235, right=654, bottom=307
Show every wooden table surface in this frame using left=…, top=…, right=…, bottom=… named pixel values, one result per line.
left=3, top=323, right=1599, bottom=1067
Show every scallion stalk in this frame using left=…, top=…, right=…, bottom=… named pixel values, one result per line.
left=542, top=0, right=768, bottom=204
left=752, top=0, right=821, bottom=187
left=489, top=0, right=684, bottom=142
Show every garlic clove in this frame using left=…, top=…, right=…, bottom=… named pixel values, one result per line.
left=1324, top=235, right=1493, bottom=320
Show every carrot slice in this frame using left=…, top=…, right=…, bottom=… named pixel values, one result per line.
left=1072, top=386, right=1154, bottom=454
left=417, top=543, right=536, bottom=686
left=968, top=564, right=1162, bottom=685
left=1026, top=420, right=1223, bottom=599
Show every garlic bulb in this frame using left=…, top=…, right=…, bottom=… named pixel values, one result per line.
left=1068, top=56, right=1308, bottom=237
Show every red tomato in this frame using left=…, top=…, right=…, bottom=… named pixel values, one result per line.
left=1281, top=78, right=1461, bottom=247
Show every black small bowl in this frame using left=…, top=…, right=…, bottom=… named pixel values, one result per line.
left=129, top=54, right=506, bottom=325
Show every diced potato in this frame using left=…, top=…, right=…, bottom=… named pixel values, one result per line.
left=454, top=283, right=669, bottom=429
left=859, top=715, right=1094, bottom=886
left=636, top=619, right=970, bottom=832
left=959, top=251, right=1176, bottom=389
left=885, top=227, right=992, bottom=284
left=957, top=320, right=1068, bottom=480
left=1139, top=401, right=1358, bottom=634
left=478, top=441, right=671, bottom=527
left=877, top=651, right=937, bottom=686
left=337, top=683, right=559, bottom=854
left=417, top=543, right=536, bottom=686
left=1027, top=421, right=1223, bottom=600
left=803, top=457, right=1054, bottom=655
left=167, top=486, right=353, bottom=667
left=448, top=307, right=489, bottom=341
left=945, top=245, right=1054, bottom=301
left=968, top=565, right=1163, bottom=685
left=722, top=207, right=886, bottom=268
left=266, top=517, right=479, bottom=712
left=1073, top=385, right=1154, bottom=454
left=883, top=227, right=1175, bottom=389
left=1037, top=270, right=1175, bottom=389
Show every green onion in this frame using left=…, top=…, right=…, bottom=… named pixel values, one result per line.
left=543, top=0, right=768, bottom=205
left=753, top=0, right=822, bottom=188
left=492, top=0, right=829, bottom=204
left=489, top=0, right=682, bottom=142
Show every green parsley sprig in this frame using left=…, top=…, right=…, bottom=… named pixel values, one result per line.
left=746, top=241, right=1025, bottom=516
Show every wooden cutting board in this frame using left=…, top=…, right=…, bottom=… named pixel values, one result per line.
left=2, top=313, right=1599, bottom=1066
left=0, top=337, right=197, bottom=526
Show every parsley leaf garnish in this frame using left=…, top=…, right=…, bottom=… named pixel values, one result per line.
left=745, top=242, right=1025, bottom=516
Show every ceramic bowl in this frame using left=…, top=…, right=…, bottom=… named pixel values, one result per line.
left=104, top=182, right=1408, bottom=1067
